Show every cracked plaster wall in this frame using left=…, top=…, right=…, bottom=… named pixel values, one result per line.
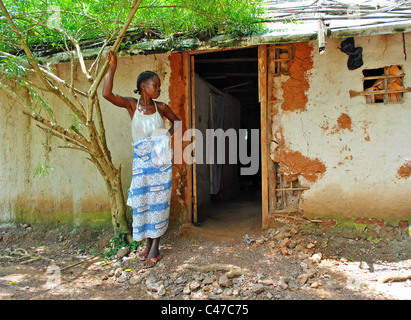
left=270, top=34, right=411, bottom=218
left=0, top=53, right=176, bottom=222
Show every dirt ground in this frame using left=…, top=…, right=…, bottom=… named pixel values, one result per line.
left=1, top=197, right=411, bottom=302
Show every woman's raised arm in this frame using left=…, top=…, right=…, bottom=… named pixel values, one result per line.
left=102, top=50, right=135, bottom=118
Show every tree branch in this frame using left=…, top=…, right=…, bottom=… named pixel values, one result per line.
left=23, top=111, right=91, bottom=149
left=87, top=0, right=143, bottom=123
left=0, top=81, right=34, bottom=113
left=39, top=64, right=87, bottom=97
left=57, top=144, right=92, bottom=154
left=70, top=36, right=93, bottom=83
left=94, top=98, right=111, bottom=163
left=88, top=38, right=109, bottom=77
left=38, top=65, right=88, bottom=122
left=0, top=1, right=59, bottom=94
left=36, top=124, right=89, bottom=152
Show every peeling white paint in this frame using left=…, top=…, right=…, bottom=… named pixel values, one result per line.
left=0, top=53, right=172, bottom=220
left=277, top=33, right=411, bottom=217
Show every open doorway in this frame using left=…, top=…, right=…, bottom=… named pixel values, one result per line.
left=190, top=47, right=262, bottom=236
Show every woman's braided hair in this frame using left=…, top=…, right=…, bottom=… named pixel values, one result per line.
left=134, top=71, right=159, bottom=94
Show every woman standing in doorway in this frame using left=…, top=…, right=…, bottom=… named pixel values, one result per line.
left=103, top=50, right=180, bottom=268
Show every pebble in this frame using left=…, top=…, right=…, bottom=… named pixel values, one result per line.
left=158, top=285, right=166, bottom=296
left=251, top=283, right=264, bottom=294
left=202, top=276, right=214, bottom=285
left=288, top=239, right=297, bottom=249
left=145, top=275, right=158, bottom=284
left=218, top=274, right=232, bottom=288
left=310, top=253, right=322, bottom=264
left=129, top=275, right=142, bottom=285
left=307, top=243, right=316, bottom=249
left=174, top=277, right=187, bottom=285
left=117, top=275, right=128, bottom=283
left=280, top=238, right=291, bottom=248
left=255, top=239, right=265, bottom=246
left=278, top=277, right=289, bottom=290
left=214, top=287, right=223, bottom=294
left=258, top=279, right=273, bottom=286
left=114, top=268, right=123, bottom=277
left=297, top=273, right=312, bottom=285
left=172, top=287, right=183, bottom=296
left=146, top=281, right=161, bottom=292
left=190, top=281, right=201, bottom=291
left=280, top=246, right=289, bottom=255
left=116, top=247, right=130, bottom=259
left=183, top=284, right=191, bottom=295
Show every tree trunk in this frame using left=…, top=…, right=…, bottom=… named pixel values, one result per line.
left=0, top=0, right=144, bottom=243
left=105, top=168, right=133, bottom=243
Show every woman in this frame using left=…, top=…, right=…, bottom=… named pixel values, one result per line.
left=102, top=50, right=180, bottom=268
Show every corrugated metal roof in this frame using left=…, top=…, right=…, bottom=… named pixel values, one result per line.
left=124, top=0, right=411, bottom=55
left=263, top=0, right=411, bottom=38
left=44, top=1, right=411, bottom=62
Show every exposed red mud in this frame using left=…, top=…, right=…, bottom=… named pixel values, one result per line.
left=273, top=129, right=326, bottom=183
left=275, top=148, right=327, bottom=183
left=396, top=163, right=411, bottom=179
left=168, top=53, right=188, bottom=219
left=281, top=42, right=313, bottom=113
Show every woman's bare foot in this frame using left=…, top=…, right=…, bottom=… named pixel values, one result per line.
left=142, top=238, right=160, bottom=268
left=138, top=239, right=152, bottom=261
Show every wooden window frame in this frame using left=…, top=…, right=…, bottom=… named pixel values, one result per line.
left=350, top=65, right=411, bottom=103
left=270, top=45, right=294, bottom=76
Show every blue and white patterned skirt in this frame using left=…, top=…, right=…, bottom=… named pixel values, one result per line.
left=126, top=135, right=173, bottom=242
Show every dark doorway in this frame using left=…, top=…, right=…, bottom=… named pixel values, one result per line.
left=191, top=47, right=262, bottom=236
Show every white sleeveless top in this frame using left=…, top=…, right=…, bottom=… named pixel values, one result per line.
left=131, top=100, right=166, bottom=141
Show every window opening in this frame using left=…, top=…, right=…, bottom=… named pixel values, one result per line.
left=267, top=44, right=308, bottom=217
left=270, top=45, right=294, bottom=76
left=363, top=65, right=405, bottom=103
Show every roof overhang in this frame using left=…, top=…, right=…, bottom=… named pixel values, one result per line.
left=122, top=19, right=411, bottom=55
left=41, top=0, right=411, bottom=64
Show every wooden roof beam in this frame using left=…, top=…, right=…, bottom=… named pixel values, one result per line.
left=203, top=72, right=258, bottom=77
left=195, top=58, right=258, bottom=63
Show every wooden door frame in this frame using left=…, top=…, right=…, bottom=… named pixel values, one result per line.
left=258, top=45, right=269, bottom=229
left=182, top=51, right=195, bottom=224
left=184, top=45, right=270, bottom=228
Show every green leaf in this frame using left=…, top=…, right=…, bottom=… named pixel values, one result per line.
left=0, top=0, right=267, bottom=55
left=33, top=161, right=54, bottom=178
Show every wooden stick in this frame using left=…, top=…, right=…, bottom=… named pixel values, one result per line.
left=350, top=87, right=411, bottom=98
left=181, top=263, right=250, bottom=278
left=381, top=273, right=411, bottom=283
left=269, top=212, right=322, bottom=223
left=222, top=81, right=252, bottom=91
left=60, top=256, right=102, bottom=272
left=362, top=74, right=405, bottom=81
